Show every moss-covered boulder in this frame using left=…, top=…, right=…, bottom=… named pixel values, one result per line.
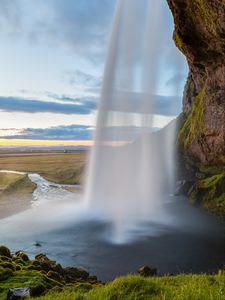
left=0, top=247, right=101, bottom=300
left=0, top=245, right=12, bottom=258
left=189, top=173, right=225, bottom=215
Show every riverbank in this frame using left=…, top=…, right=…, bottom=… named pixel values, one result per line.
left=0, top=246, right=224, bottom=300
left=0, top=172, right=36, bottom=219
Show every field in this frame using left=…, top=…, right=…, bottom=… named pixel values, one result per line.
left=0, top=151, right=87, bottom=184
left=0, top=151, right=87, bottom=218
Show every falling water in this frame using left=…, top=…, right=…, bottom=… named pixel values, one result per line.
left=85, top=0, right=177, bottom=242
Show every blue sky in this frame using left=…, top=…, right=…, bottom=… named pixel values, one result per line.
left=0, top=0, right=188, bottom=143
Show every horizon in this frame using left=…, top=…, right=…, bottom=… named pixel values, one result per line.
left=0, top=0, right=188, bottom=146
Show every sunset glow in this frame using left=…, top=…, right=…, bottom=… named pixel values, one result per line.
left=0, top=139, right=93, bottom=147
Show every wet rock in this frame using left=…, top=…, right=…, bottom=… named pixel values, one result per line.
left=175, top=180, right=194, bottom=196
left=88, top=275, right=98, bottom=282
left=64, top=267, right=89, bottom=283
left=15, top=251, right=29, bottom=262
left=7, top=287, right=31, bottom=299
left=34, top=242, right=42, bottom=247
left=47, top=270, right=63, bottom=282
left=138, top=266, right=157, bottom=277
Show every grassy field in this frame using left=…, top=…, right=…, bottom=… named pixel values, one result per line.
left=0, top=151, right=87, bottom=184
left=0, top=271, right=224, bottom=300
left=0, top=172, right=36, bottom=218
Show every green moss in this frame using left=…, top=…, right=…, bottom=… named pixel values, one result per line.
left=0, top=266, right=13, bottom=281
left=0, top=270, right=60, bottom=299
left=171, top=0, right=218, bottom=55
left=178, top=85, right=206, bottom=150
left=14, top=251, right=30, bottom=262
left=0, top=246, right=11, bottom=258
left=189, top=174, right=225, bottom=215
left=190, top=0, right=218, bottom=35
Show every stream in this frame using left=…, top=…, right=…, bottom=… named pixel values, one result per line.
left=0, top=170, right=79, bottom=207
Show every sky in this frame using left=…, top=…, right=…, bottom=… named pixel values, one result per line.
left=0, top=0, right=188, bottom=146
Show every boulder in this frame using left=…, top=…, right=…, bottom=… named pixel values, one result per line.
left=7, top=287, right=31, bottom=299
left=138, top=266, right=157, bottom=277
left=0, top=246, right=12, bottom=258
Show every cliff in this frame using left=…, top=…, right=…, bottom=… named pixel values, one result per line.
left=167, top=0, right=225, bottom=215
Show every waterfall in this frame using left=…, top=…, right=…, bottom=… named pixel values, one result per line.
left=85, top=0, right=177, bottom=243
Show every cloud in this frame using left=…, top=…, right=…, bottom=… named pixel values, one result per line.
left=63, top=70, right=102, bottom=89
left=0, top=0, right=22, bottom=38
left=0, top=96, right=97, bottom=115
left=108, top=91, right=182, bottom=116
left=0, top=0, right=116, bottom=62
left=0, top=125, right=94, bottom=140
left=0, top=91, right=181, bottom=116
left=0, top=124, right=160, bottom=141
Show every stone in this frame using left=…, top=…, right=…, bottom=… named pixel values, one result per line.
left=7, top=287, right=31, bottom=299
left=138, top=266, right=157, bottom=277
left=0, top=246, right=12, bottom=258
left=167, top=0, right=225, bottom=166
left=64, top=267, right=89, bottom=283
left=175, top=180, right=194, bottom=196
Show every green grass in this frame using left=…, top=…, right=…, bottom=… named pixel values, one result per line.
left=33, top=273, right=225, bottom=300
left=0, top=247, right=224, bottom=300
left=0, top=270, right=57, bottom=299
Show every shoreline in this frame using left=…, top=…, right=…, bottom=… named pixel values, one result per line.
left=0, top=194, right=32, bottom=220
left=0, top=245, right=224, bottom=299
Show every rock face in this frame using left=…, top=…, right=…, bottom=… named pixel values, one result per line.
left=167, top=0, right=225, bottom=214
left=167, top=0, right=225, bottom=166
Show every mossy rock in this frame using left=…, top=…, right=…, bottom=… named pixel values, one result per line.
left=0, top=266, right=13, bottom=281
left=0, top=269, right=58, bottom=299
left=0, top=261, right=16, bottom=271
left=14, top=251, right=30, bottom=262
left=47, top=270, right=63, bottom=283
left=189, top=173, right=225, bottom=215
left=0, top=246, right=12, bottom=258
left=178, top=85, right=206, bottom=151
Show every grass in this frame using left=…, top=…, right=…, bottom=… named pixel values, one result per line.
left=33, top=273, right=225, bottom=300
left=0, top=172, right=35, bottom=195
left=0, top=269, right=56, bottom=299
left=0, top=151, right=87, bottom=184
left=0, top=172, right=36, bottom=218
left=0, top=248, right=224, bottom=300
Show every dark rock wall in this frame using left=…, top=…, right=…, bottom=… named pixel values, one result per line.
left=167, top=0, right=225, bottom=166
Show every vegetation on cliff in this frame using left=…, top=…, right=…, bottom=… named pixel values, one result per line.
left=189, top=174, right=225, bottom=215
left=168, top=0, right=225, bottom=215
